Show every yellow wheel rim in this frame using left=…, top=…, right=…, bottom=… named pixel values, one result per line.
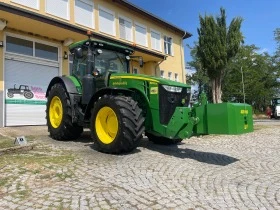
left=95, top=107, right=118, bottom=144
left=49, top=96, right=63, bottom=128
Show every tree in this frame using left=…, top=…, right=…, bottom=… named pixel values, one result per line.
left=222, top=45, right=279, bottom=112
left=197, top=8, right=243, bottom=103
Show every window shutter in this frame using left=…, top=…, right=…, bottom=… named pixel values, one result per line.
left=75, top=0, right=94, bottom=28
left=135, top=24, right=146, bottom=46
left=46, top=0, right=69, bottom=20
left=12, top=0, right=39, bottom=9
left=99, top=8, right=115, bottom=36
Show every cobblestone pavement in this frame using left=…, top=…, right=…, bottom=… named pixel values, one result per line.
left=0, top=120, right=280, bottom=209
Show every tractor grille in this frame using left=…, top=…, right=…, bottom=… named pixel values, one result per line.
left=158, top=85, right=191, bottom=125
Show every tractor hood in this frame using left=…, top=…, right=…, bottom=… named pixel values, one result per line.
left=110, top=73, right=191, bottom=88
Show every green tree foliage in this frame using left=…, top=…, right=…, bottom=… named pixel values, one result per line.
left=197, top=8, right=243, bottom=103
left=222, top=45, right=279, bottom=111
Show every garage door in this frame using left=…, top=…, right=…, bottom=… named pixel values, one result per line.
left=4, top=35, right=60, bottom=126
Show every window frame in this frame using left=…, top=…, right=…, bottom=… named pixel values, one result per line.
left=168, top=72, right=172, bottom=80
left=74, top=0, right=94, bottom=29
left=98, top=5, right=116, bottom=36
left=118, top=15, right=133, bottom=42
left=174, top=73, right=178, bottom=82
left=150, top=28, right=161, bottom=52
left=5, top=34, right=59, bottom=62
left=164, top=35, right=173, bottom=56
left=134, top=22, right=147, bottom=47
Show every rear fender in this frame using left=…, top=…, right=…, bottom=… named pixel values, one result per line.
left=45, top=76, right=81, bottom=97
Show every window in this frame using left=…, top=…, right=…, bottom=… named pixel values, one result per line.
left=164, top=36, right=173, bottom=55
left=6, top=36, right=33, bottom=56
left=174, top=73, right=178, bottom=81
left=46, top=0, right=69, bottom=20
left=35, top=43, right=58, bottom=61
left=151, top=29, right=161, bottom=51
left=160, top=70, right=164, bottom=78
left=6, top=36, right=58, bottom=61
left=75, top=0, right=94, bottom=28
left=168, top=72, right=172, bottom=80
left=133, top=68, right=138, bottom=74
left=12, top=0, right=39, bottom=9
left=119, top=16, right=132, bottom=41
left=99, top=6, right=115, bottom=36
left=135, top=23, right=147, bottom=47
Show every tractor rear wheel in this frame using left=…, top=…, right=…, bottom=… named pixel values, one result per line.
left=91, top=95, right=145, bottom=154
left=146, top=132, right=183, bottom=145
left=46, top=83, right=83, bottom=140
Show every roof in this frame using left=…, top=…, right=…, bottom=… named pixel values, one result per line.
left=69, top=38, right=134, bottom=54
left=115, top=0, right=192, bottom=39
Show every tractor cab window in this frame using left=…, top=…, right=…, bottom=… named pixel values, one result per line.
left=71, top=49, right=88, bottom=80
left=71, top=48, right=128, bottom=81
left=94, top=49, right=128, bottom=76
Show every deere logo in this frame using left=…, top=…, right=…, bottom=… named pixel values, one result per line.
left=113, top=81, right=127, bottom=86
left=150, top=87, right=158, bottom=94
left=241, top=110, right=248, bottom=114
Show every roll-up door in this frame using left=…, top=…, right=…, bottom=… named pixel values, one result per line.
left=4, top=34, right=60, bottom=126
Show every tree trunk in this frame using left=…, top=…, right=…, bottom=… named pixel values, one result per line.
left=211, top=77, right=222, bottom=103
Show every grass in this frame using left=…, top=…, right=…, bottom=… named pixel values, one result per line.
left=0, top=137, right=15, bottom=149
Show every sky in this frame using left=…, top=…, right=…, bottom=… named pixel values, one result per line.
left=128, top=0, right=280, bottom=63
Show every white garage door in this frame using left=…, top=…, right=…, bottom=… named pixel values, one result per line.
left=4, top=35, right=60, bottom=126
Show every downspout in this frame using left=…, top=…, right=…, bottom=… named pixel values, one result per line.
left=180, top=31, right=187, bottom=83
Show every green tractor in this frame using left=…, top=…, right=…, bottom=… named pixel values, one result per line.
left=46, top=34, right=253, bottom=154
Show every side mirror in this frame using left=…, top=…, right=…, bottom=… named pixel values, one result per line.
left=74, top=47, right=83, bottom=59
left=139, top=57, right=143, bottom=68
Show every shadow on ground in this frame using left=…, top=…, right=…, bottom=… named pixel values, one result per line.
left=139, top=138, right=239, bottom=166
left=49, top=131, right=239, bottom=166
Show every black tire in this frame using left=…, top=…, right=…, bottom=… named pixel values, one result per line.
left=7, top=92, right=14, bottom=98
left=90, top=95, right=145, bottom=154
left=46, top=83, right=83, bottom=140
left=146, top=132, right=183, bottom=145
left=24, top=91, right=34, bottom=99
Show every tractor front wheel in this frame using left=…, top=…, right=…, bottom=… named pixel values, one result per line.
left=46, top=83, right=83, bottom=140
left=91, top=95, right=145, bottom=154
left=146, top=132, right=183, bottom=145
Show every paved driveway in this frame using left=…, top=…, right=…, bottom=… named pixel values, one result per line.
left=0, top=120, right=280, bottom=209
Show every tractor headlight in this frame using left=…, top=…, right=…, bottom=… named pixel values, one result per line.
left=162, top=85, right=182, bottom=93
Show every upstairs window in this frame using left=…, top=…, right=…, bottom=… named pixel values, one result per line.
left=99, top=6, right=115, bottom=36
left=12, top=0, right=39, bottom=10
left=119, top=16, right=132, bottom=42
left=160, top=70, right=164, bottom=78
left=164, top=36, right=173, bottom=55
left=75, top=0, right=94, bottom=28
left=168, top=72, right=172, bottom=80
left=135, top=23, right=147, bottom=47
left=175, top=73, right=178, bottom=81
left=46, top=0, right=69, bottom=20
left=151, top=29, right=161, bottom=51
left=133, top=68, right=138, bottom=74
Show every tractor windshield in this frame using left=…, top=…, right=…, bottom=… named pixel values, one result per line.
left=95, top=49, right=128, bottom=75
left=71, top=48, right=128, bottom=81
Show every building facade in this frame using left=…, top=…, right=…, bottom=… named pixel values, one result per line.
left=0, top=0, right=191, bottom=127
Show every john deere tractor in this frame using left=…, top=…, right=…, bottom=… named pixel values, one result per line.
left=46, top=34, right=253, bottom=154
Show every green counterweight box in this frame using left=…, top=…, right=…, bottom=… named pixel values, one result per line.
left=206, top=103, right=253, bottom=134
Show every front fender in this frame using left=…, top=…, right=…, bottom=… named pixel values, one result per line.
left=84, top=87, right=134, bottom=121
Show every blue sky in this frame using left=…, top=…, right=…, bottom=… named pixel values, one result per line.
left=128, top=0, right=280, bottom=62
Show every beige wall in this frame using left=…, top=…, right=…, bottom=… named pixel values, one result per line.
left=1, top=0, right=187, bottom=82
left=0, top=30, right=3, bottom=92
